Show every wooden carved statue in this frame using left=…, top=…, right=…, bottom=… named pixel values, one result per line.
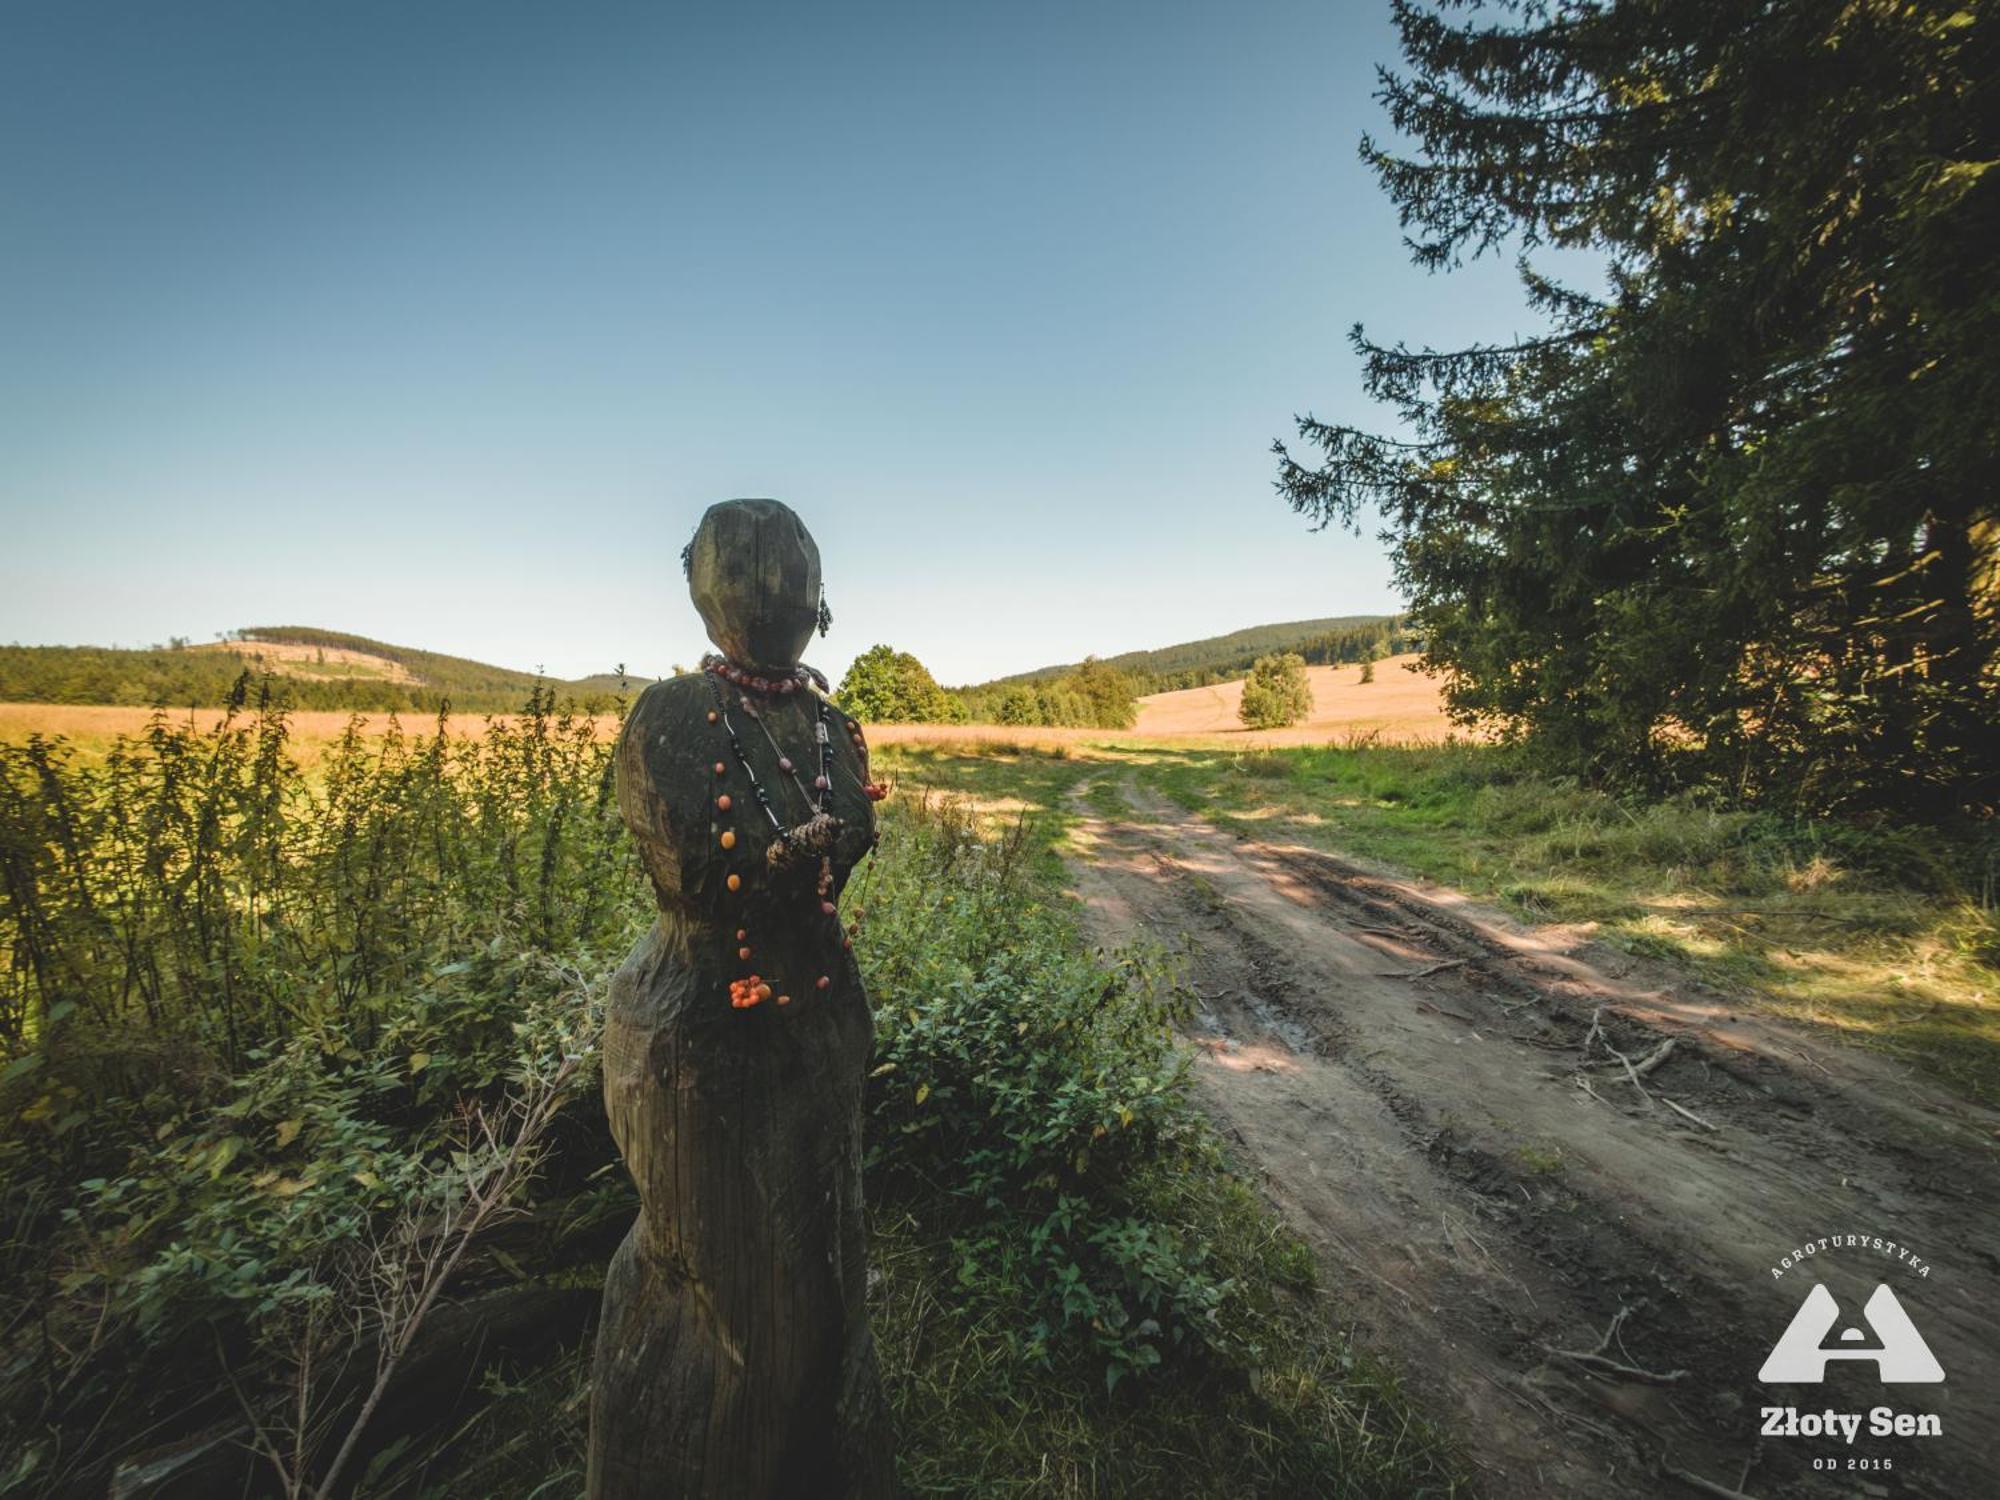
left=588, top=498, right=895, bottom=1499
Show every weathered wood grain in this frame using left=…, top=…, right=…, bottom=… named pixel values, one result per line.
left=589, top=501, right=892, bottom=1499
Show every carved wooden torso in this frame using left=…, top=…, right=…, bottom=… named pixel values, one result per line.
left=615, top=673, right=878, bottom=1007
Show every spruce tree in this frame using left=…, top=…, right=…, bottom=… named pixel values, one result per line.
left=1278, top=0, right=1998, bottom=814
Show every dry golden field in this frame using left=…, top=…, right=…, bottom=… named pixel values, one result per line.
left=0, top=654, right=1458, bottom=755
left=0, top=703, right=398, bottom=744
left=871, top=653, right=1458, bottom=749
left=1132, top=653, right=1454, bottom=743
left=0, top=703, right=618, bottom=764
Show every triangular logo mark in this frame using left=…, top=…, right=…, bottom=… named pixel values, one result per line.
left=1759, top=1283, right=1944, bottom=1383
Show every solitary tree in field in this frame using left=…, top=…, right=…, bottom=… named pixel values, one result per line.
left=1359, top=654, right=1375, bottom=686
left=836, top=644, right=964, bottom=724
left=1239, top=653, right=1313, bottom=729
left=1277, top=0, right=1999, bottom=815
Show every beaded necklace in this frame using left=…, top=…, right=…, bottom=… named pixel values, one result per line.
left=703, top=658, right=881, bottom=1012
left=701, top=652, right=824, bottom=697
left=704, top=666, right=835, bottom=833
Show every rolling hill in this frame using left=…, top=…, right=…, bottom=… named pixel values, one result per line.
left=0, top=626, right=647, bottom=714
left=0, top=615, right=1420, bottom=721
left=964, top=614, right=1416, bottom=695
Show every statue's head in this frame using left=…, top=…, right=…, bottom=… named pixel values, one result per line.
left=686, top=498, right=823, bottom=671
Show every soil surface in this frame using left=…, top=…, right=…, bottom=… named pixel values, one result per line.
left=1065, top=776, right=2000, bottom=1500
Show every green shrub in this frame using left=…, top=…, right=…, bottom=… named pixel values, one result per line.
left=1239, top=654, right=1313, bottom=730
left=859, top=794, right=1230, bottom=1388
left=2, top=710, right=1460, bottom=1496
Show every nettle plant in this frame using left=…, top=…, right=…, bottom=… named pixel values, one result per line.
left=0, top=682, right=645, bottom=1493
left=858, top=792, right=1234, bottom=1390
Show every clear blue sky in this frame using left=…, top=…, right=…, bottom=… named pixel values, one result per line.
left=1, top=0, right=1559, bottom=685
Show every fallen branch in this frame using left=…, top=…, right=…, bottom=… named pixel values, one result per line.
left=1550, top=1347, right=1686, bottom=1384
left=1662, top=1096, right=1719, bottom=1132
left=1543, top=1304, right=1686, bottom=1385
left=314, top=1055, right=579, bottom=1500
left=1573, top=1018, right=1720, bottom=1126
left=1601, top=1040, right=1655, bottom=1106
left=1577, top=1007, right=1656, bottom=1106
left=1585, top=1037, right=1675, bottom=1077
left=1378, top=957, right=1467, bottom=979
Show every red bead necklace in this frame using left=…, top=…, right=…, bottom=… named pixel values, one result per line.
left=701, top=653, right=826, bottom=697
left=704, top=660, right=881, bottom=1012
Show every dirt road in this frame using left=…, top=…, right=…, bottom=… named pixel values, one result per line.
left=1066, top=777, right=2000, bottom=1499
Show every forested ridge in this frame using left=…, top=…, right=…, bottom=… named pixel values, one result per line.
left=971, top=613, right=1417, bottom=695
left=0, top=627, right=635, bottom=714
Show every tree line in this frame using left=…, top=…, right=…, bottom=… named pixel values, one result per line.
left=837, top=645, right=1140, bottom=729
left=1144, top=618, right=1416, bottom=694
left=832, top=618, right=1420, bottom=730
left=956, top=657, right=1140, bottom=729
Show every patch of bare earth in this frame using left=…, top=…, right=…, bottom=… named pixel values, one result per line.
left=1065, top=776, right=2000, bottom=1500
left=189, top=638, right=422, bottom=683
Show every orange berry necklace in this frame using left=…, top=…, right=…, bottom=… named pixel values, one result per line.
left=705, top=661, right=869, bottom=1011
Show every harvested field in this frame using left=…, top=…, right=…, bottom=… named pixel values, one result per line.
left=1130, top=652, right=1455, bottom=742
left=1, top=654, right=1457, bottom=755
left=0, top=702, right=619, bottom=763
left=875, top=653, right=1458, bottom=749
